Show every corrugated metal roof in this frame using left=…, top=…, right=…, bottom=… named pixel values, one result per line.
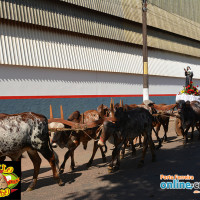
left=0, top=0, right=199, bottom=58
left=0, top=22, right=200, bottom=78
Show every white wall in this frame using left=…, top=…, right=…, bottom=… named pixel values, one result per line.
left=1, top=65, right=199, bottom=97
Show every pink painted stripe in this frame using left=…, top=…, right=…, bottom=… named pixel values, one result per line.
left=0, top=94, right=176, bottom=100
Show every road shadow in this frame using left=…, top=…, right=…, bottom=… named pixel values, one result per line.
left=60, top=135, right=200, bottom=200
left=22, top=167, right=51, bottom=179
left=21, top=167, right=82, bottom=192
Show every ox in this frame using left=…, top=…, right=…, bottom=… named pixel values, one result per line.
left=98, top=107, right=156, bottom=172
left=176, top=100, right=200, bottom=143
left=51, top=109, right=106, bottom=174
left=0, top=112, right=63, bottom=191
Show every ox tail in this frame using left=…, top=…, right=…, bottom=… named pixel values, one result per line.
left=53, top=150, right=59, bottom=168
left=48, top=138, right=59, bottom=167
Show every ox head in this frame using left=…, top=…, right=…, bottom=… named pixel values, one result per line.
left=52, top=130, right=78, bottom=149
left=68, top=111, right=81, bottom=123
left=98, top=121, right=117, bottom=147
left=176, top=100, right=190, bottom=114
left=97, top=104, right=109, bottom=118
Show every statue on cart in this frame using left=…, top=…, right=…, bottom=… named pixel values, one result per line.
left=184, top=66, right=193, bottom=87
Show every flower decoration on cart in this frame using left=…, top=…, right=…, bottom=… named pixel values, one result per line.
left=179, top=81, right=200, bottom=96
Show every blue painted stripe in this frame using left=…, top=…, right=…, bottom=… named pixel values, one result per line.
left=0, top=96, right=176, bottom=118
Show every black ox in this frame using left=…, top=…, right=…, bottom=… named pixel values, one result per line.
left=98, top=107, right=156, bottom=172
left=176, top=100, right=200, bottom=143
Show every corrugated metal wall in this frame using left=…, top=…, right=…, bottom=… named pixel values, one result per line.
left=149, top=0, right=200, bottom=24
left=60, top=0, right=200, bottom=41
left=0, top=0, right=199, bottom=58
left=0, top=22, right=199, bottom=78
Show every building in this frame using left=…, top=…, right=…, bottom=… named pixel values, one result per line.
left=0, top=0, right=200, bottom=118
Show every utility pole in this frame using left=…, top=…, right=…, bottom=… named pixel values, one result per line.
left=142, top=0, right=149, bottom=101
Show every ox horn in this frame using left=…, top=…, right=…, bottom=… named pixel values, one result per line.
left=122, top=100, right=125, bottom=111
left=50, top=104, right=53, bottom=119
left=110, top=98, right=114, bottom=117
left=119, top=99, right=122, bottom=107
left=60, top=105, right=64, bottom=120
left=110, top=98, right=113, bottom=110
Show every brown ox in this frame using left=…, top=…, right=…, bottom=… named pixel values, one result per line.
left=52, top=109, right=106, bottom=174
left=0, top=112, right=63, bottom=191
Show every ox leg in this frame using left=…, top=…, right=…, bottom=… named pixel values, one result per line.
left=59, top=147, right=77, bottom=174
left=70, top=150, right=75, bottom=171
left=131, top=140, right=136, bottom=157
left=191, top=126, right=194, bottom=140
left=120, top=141, right=127, bottom=159
left=87, top=141, right=106, bottom=168
left=148, top=134, right=156, bottom=162
left=100, top=146, right=107, bottom=163
left=138, top=135, right=148, bottom=168
left=87, top=141, right=99, bottom=168
left=183, top=126, right=190, bottom=144
left=108, top=138, right=124, bottom=173
left=163, top=120, right=169, bottom=141
left=39, top=147, right=63, bottom=186
left=152, top=127, right=162, bottom=149
left=139, top=135, right=142, bottom=147
left=26, top=149, right=41, bottom=191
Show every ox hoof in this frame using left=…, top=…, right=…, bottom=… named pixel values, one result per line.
left=137, top=161, right=144, bottom=168
left=163, top=136, right=168, bottom=142
left=102, top=157, right=106, bottom=163
left=58, top=179, right=64, bottom=186
left=69, top=166, right=75, bottom=172
left=59, top=168, right=64, bottom=174
left=120, top=154, right=124, bottom=160
left=108, top=166, right=114, bottom=173
left=26, top=187, right=34, bottom=192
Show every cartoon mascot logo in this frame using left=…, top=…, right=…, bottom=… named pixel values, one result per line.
left=0, top=164, right=20, bottom=198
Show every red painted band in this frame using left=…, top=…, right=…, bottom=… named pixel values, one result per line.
left=0, top=94, right=176, bottom=100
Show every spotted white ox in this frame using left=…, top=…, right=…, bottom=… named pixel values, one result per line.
left=0, top=112, right=63, bottom=191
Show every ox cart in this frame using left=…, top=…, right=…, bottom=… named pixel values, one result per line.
left=48, top=105, right=104, bottom=133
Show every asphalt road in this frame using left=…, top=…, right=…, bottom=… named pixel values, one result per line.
left=21, top=120, right=200, bottom=200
